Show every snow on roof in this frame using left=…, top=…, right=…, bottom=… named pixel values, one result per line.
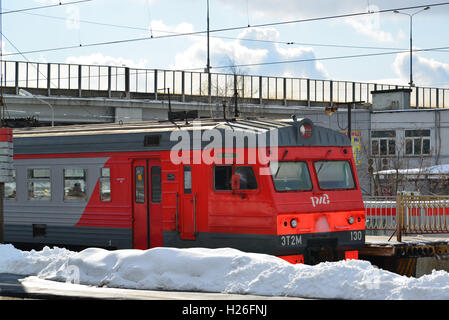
left=375, top=164, right=449, bottom=179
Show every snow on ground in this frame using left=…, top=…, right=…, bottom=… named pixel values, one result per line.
left=1, top=244, right=449, bottom=300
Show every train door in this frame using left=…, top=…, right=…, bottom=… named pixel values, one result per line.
left=179, top=165, right=196, bottom=240
left=132, top=159, right=162, bottom=249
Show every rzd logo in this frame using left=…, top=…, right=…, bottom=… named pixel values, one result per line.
left=310, top=194, right=330, bottom=207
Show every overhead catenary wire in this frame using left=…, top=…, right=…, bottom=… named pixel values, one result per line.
left=1, top=0, right=94, bottom=15
left=7, top=8, right=414, bottom=52
left=3, top=2, right=449, bottom=59
left=1, top=33, right=58, bottom=88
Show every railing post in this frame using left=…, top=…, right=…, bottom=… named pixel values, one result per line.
left=283, top=77, right=287, bottom=106
left=307, top=79, right=310, bottom=107
left=396, top=192, right=403, bottom=242
left=124, top=67, right=130, bottom=98
left=436, top=89, right=440, bottom=109
left=15, top=61, right=19, bottom=95
left=107, top=66, right=112, bottom=98
left=78, top=64, right=82, bottom=98
left=47, top=63, right=51, bottom=96
left=154, top=70, right=158, bottom=100
left=181, top=71, right=185, bottom=102
left=352, top=81, right=356, bottom=103
left=415, top=87, right=419, bottom=109
left=259, top=76, right=263, bottom=105
left=330, top=80, right=333, bottom=104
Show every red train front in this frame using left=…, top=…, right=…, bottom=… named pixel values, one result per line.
left=4, top=117, right=365, bottom=264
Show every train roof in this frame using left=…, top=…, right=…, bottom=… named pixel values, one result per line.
left=12, top=117, right=351, bottom=155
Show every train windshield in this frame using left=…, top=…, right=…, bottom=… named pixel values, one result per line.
left=314, top=160, right=355, bottom=190
left=269, top=161, right=312, bottom=191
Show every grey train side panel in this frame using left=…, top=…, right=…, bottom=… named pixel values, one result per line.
left=4, top=157, right=133, bottom=248
left=5, top=224, right=132, bottom=249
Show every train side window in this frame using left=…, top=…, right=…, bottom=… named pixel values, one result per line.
left=214, top=166, right=233, bottom=191
left=27, top=168, right=51, bottom=201
left=64, top=168, right=87, bottom=200
left=269, top=161, right=312, bottom=191
left=100, top=168, right=111, bottom=202
left=214, top=165, right=258, bottom=191
left=135, top=166, right=145, bottom=203
left=4, top=169, right=16, bottom=200
left=235, top=167, right=258, bottom=190
left=314, top=161, right=355, bottom=190
left=151, top=166, right=162, bottom=203
left=184, top=165, right=192, bottom=194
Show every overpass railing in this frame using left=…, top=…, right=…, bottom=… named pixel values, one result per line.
left=2, top=60, right=449, bottom=108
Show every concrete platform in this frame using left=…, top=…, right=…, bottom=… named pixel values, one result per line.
left=361, top=235, right=449, bottom=277
left=0, top=273, right=305, bottom=300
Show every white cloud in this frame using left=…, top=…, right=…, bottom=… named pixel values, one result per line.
left=216, top=1, right=435, bottom=44
left=344, top=12, right=394, bottom=43
left=393, top=51, right=449, bottom=87
left=220, top=0, right=449, bottom=19
left=171, top=27, right=329, bottom=79
left=65, top=6, right=80, bottom=30
left=221, top=0, right=358, bottom=20
left=171, top=36, right=268, bottom=73
left=149, top=20, right=195, bottom=38
left=65, top=53, right=149, bottom=69
left=32, top=0, right=81, bottom=30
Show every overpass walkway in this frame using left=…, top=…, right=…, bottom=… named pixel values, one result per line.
left=2, top=60, right=447, bottom=109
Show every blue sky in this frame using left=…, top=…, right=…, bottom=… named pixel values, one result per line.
left=3, top=0, right=449, bottom=88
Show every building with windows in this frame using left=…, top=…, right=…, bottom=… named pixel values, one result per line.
left=368, top=108, right=446, bottom=196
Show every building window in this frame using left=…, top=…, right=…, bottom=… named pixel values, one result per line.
left=27, top=168, right=51, bottom=200
left=4, top=169, right=16, bottom=200
left=405, top=129, right=431, bottom=156
left=371, top=130, right=396, bottom=156
left=100, top=168, right=111, bottom=202
left=64, top=168, right=87, bottom=200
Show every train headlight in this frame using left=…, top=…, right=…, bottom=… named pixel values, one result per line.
left=348, top=216, right=355, bottom=225
left=290, top=219, right=298, bottom=228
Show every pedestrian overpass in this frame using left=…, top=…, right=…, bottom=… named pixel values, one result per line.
left=1, top=60, right=447, bottom=125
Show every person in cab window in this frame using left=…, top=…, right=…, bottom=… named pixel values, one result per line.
left=235, top=167, right=257, bottom=190
left=69, top=183, right=82, bottom=197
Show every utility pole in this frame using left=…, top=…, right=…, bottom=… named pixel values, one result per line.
left=394, top=7, right=430, bottom=87
left=206, top=0, right=211, bottom=104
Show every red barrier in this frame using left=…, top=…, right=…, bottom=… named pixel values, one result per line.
left=0, top=128, right=13, bottom=142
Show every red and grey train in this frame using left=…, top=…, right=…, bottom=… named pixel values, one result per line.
left=4, top=116, right=365, bottom=264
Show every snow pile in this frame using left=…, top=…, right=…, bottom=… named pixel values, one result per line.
left=2, top=244, right=449, bottom=299
left=0, top=244, right=73, bottom=275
